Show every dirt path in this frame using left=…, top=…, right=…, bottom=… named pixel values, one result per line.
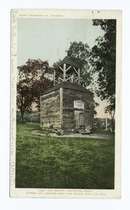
left=32, top=130, right=112, bottom=140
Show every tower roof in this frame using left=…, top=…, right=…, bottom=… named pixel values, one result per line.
left=41, top=81, right=93, bottom=97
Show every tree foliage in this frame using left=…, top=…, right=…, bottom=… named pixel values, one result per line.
left=17, top=59, right=53, bottom=121
left=67, top=41, right=90, bottom=61
left=91, top=20, right=116, bottom=114
left=66, top=41, right=92, bottom=87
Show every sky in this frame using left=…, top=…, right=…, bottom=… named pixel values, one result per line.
left=17, top=18, right=109, bottom=118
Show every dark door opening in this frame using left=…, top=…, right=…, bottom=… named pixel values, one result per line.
left=74, top=110, right=85, bottom=129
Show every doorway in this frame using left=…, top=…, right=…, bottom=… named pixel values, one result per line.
left=74, top=110, right=85, bottom=129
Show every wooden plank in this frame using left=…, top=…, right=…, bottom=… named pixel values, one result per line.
left=60, top=87, right=63, bottom=128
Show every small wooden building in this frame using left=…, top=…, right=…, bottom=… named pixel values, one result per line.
left=40, top=82, right=94, bottom=132
left=40, top=56, right=94, bottom=133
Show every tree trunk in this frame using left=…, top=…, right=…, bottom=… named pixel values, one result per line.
left=111, top=117, right=115, bottom=132
left=20, top=110, right=24, bottom=122
left=110, top=111, right=115, bottom=132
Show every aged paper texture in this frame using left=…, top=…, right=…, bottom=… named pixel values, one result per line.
left=10, top=9, right=122, bottom=198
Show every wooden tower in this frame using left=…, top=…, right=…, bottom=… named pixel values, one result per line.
left=40, top=56, right=94, bottom=133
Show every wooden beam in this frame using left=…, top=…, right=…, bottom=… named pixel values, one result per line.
left=57, top=64, right=64, bottom=72
left=58, top=77, right=64, bottom=82
left=78, top=68, right=80, bottom=84
left=66, top=76, right=71, bottom=81
left=65, top=65, right=71, bottom=73
left=73, top=67, right=78, bottom=75
left=60, top=88, right=63, bottom=128
left=63, top=63, right=66, bottom=81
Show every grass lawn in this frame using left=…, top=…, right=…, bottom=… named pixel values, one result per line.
left=16, top=123, right=115, bottom=189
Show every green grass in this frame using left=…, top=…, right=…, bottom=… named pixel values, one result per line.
left=16, top=123, right=115, bottom=189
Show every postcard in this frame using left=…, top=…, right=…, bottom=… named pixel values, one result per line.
left=10, top=9, right=122, bottom=198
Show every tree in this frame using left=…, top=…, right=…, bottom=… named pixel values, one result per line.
left=17, top=59, right=53, bottom=121
left=67, top=41, right=90, bottom=61
left=17, top=80, right=33, bottom=122
left=91, top=20, right=116, bottom=117
left=66, top=41, right=92, bottom=87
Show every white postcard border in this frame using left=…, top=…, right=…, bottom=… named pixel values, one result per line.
left=10, top=9, right=122, bottom=198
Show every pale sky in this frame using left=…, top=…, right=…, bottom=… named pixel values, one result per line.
left=17, top=18, right=108, bottom=118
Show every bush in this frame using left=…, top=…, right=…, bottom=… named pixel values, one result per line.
left=17, top=112, right=40, bottom=123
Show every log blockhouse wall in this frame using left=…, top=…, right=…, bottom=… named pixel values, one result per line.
left=40, top=82, right=94, bottom=132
